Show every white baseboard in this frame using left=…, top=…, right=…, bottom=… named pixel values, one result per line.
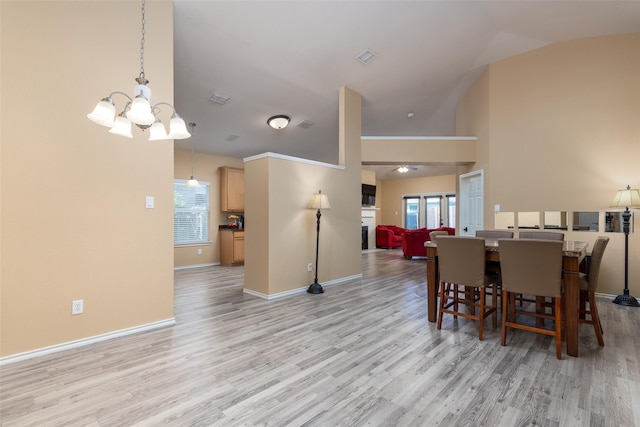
left=243, top=274, right=364, bottom=300
left=174, top=262, right=218, bottom=271
left=0, top=318, right=176, bottom=366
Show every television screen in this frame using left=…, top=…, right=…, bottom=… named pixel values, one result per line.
left=362, top=184, right=376, bottom=206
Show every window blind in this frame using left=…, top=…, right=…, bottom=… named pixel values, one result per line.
left=174, top=180, right=210, bottom=244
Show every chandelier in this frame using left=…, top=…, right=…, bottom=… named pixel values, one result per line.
left=87, top=0, right=190, bottom=140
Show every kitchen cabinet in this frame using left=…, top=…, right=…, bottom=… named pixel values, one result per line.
left=220, top=166, right=244, bottom=212
left=220, top=229, right=244, bottom=266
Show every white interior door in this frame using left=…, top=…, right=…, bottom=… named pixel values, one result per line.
left=459, top=170, right=484, bottom=236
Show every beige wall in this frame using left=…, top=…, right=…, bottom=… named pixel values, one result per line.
left=244, top=87, right=362, bottom=297
left=456, top=33, right=640, bottom=296
left=173, top=149, right=243, bottom=267
left=1, top=1, right=175, bottom=357
left=380, top=175, right=457, bottom=226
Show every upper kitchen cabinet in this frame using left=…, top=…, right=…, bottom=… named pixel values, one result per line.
left=220, top=166, right=244, bottom=212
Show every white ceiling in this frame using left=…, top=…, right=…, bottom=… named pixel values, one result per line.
left=172, top=1, right=640, bottom=180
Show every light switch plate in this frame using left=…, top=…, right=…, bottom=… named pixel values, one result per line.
left=146, top=196, right=154, bottom=209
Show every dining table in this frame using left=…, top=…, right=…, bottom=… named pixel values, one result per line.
left=425, top=239, right=588, bottom=357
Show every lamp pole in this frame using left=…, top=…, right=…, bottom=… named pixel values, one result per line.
left=308, top=208, right=324, bottom=294
left=613, top=206, right=639, bottom=306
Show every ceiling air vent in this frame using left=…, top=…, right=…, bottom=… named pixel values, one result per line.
left=226, top=134, right=240, bottom=142
left=297, top=120, right=314, bottom=129
left=208, top=92, right=230, bottom=105
left=356, top=49, right=377, bottom=64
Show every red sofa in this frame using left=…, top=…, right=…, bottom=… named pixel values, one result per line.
left=402, top=227, right=455, bottom=259
left=376, top=225, right=407, bottom=248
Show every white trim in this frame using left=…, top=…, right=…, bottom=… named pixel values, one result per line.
left=0, top=318, right=176, bottom=366
left=174, top=242, right=213, bottom=248
left=243, top=274, right=363, bottom=300
left=361, top=136, right=477, bottom=141
left=243, top=152, right=345, bottom=171
left=174, top=262, right=219, bottom=271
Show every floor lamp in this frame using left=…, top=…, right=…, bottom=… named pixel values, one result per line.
left=610, top=185, right=640, bottom=307
left=308, top=190, right=331, bottom=294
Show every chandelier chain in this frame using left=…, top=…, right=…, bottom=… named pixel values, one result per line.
left=139, top=0, right=146, bottom=80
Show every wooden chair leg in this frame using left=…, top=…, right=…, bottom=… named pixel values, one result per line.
left=501, top=291, right=508, bottom=346
left=453, top=284, right=458, bottom=318
left=437, top=281, right=445, bottom=330
left=478, top=287, right=485, bottom=341
left=554, top=297, right=562, bottom=360
left=589, top=291, right=604, bottom=346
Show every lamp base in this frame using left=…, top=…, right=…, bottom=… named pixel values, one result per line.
left=307, top=282, right=324, bottom=294
left=612, top=293, right=640, bottom=307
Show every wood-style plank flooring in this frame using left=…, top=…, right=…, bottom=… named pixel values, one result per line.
left=2, top=249, right=640, bottom=426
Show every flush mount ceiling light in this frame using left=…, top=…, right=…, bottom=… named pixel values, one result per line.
left=395, top=165, right=418, bottom=174
left=267, top=115, right=290, bottom=130
left=87, top=0, right=190, bottom=141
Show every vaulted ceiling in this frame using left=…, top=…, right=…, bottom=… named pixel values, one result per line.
left=172, top=1, right=640, bottom=180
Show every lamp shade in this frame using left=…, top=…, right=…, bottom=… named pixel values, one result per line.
left=148, top=120, right=169, bottom=141
left=309, top=191, right=331, bottom=210
left=610, top=186, right=640, bottom=208
left=108, top=115, right=133, bottom=138
left=185, top=177, right=200, bottom=188
left=126, top=96, right=155, bottom=125
left=168, top=117, right=191, bottom=139
left=87, top=99, right=116, bottom=127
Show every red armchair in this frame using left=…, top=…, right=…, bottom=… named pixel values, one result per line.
left=376, top=225, right=406, bottom=248
left=402, top=227, right=455, bottom=259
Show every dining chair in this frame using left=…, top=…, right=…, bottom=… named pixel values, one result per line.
left=429, top=230, right=449, bottom=241
left=476, top=230, right=514, bottom=239
left=475, top=230, right=514, bottom=307
left=578, top=236, right=609, bottom=346
left=517, top=231, right=563, bottom=309
left=518, top=231, right=564, bottom=240
left=435, top=236, right=498, bottom=340
left=499, top=239, right=564, bottom=359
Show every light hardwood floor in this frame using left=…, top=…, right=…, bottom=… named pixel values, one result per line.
left=2, top=250, right=640, bottom=426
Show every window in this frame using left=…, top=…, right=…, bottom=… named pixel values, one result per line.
left=174, top=180, right=210, bottom=245
left=425, top=196, right=442, bottom=228
left=446, top=195, right=456, bottom=227
left=404, top=197, right=420, bottom=230
left=403, top=193, right=456, bottom=229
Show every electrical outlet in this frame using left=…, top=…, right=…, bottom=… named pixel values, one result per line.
left=197, top=248, right=202, bottom=255
left=72, top=299, right=84, bottom=315
left=308, top=263, right=313, bottom=272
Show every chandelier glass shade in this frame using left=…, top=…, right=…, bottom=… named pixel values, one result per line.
left=87, top=0, right=190, bottom=140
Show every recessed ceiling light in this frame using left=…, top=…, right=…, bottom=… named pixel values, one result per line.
left=208, top=92, right=230, bottom=105
left=356, top=49, right=377, bottom=64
